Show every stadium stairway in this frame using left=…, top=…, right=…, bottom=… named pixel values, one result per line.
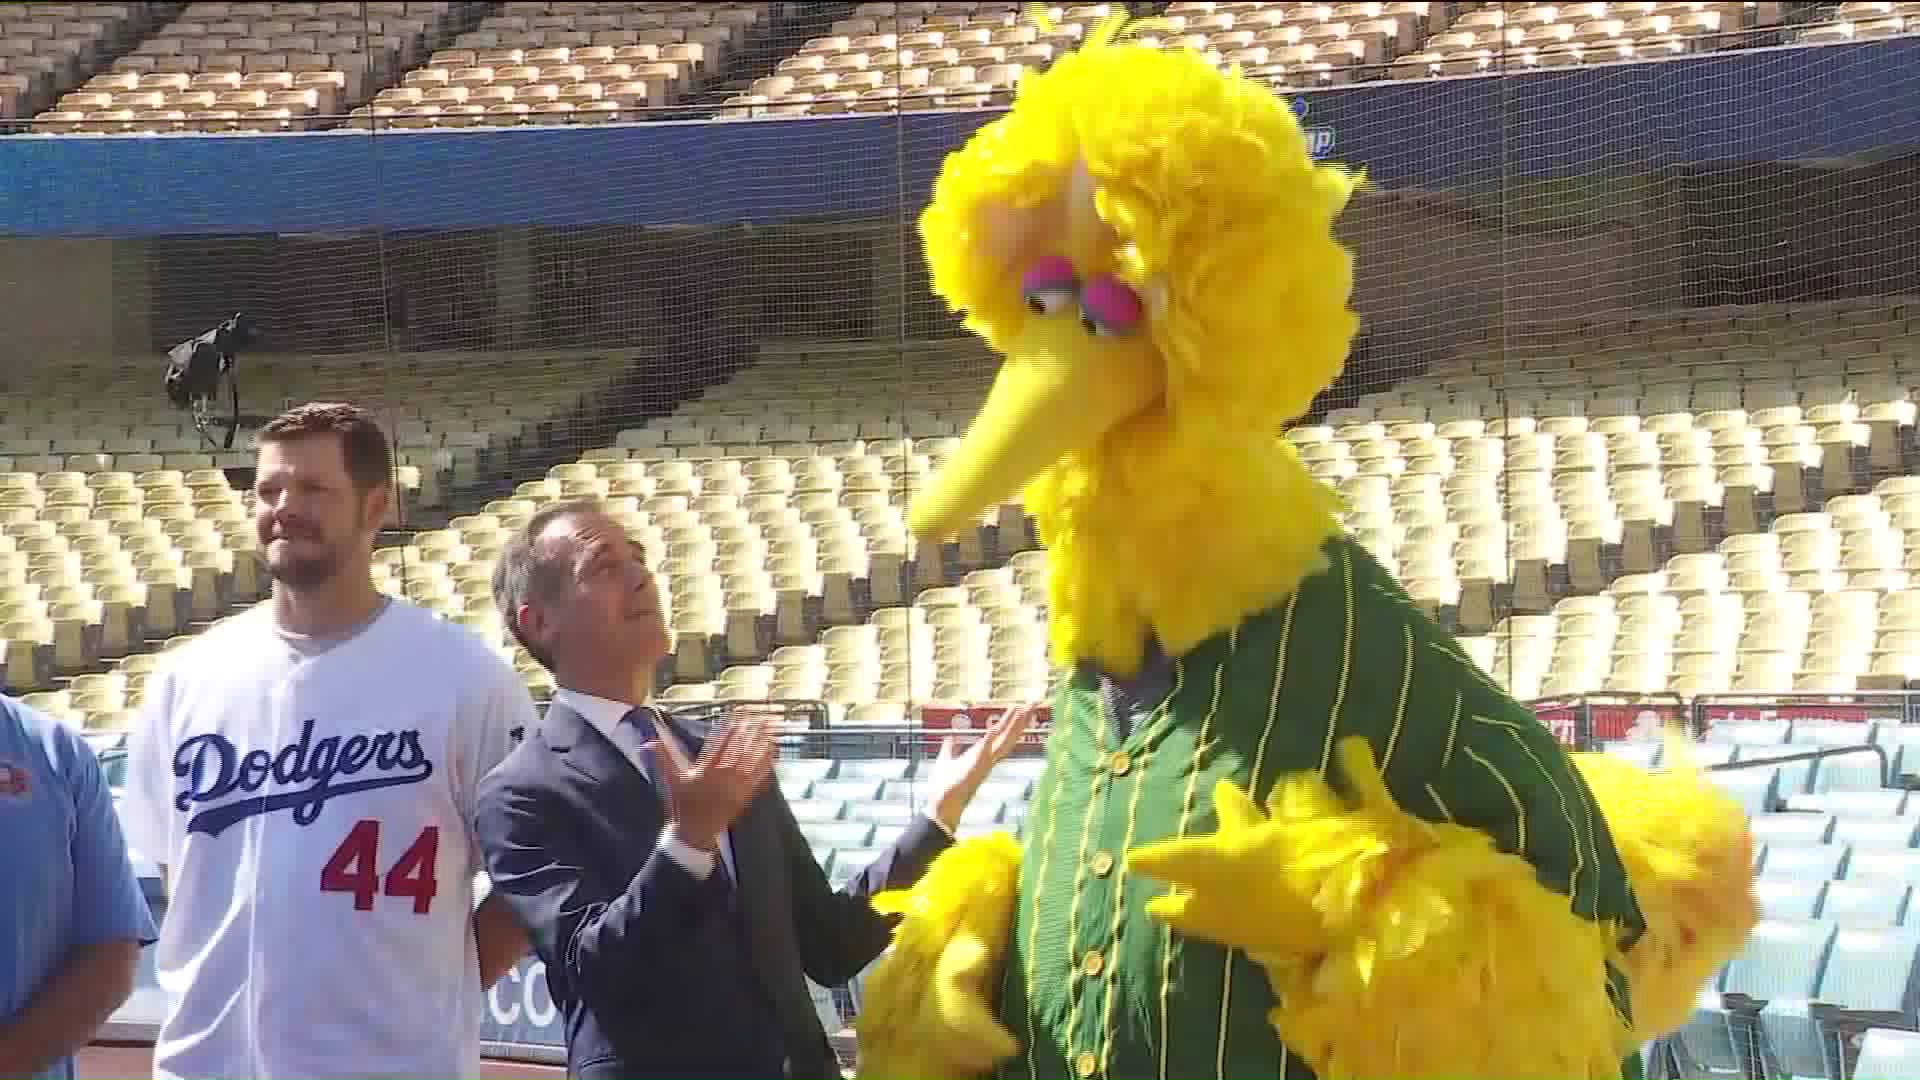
left=439, top=340, right=761, bottom=512
left=413, top=0, right=858, bottom=122
left=677, top=1, right=865, bottom=117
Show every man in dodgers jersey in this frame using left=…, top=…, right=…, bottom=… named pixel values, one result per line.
left=123, top=403, right=534, bottom=1080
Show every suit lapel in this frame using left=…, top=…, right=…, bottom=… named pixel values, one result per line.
left=542, top=703, right=655, bottom=806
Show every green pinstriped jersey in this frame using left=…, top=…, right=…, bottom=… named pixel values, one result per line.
left=992, top=535, right=1647, bottom=1080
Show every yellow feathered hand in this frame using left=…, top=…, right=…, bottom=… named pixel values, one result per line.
left=1571, top=732, right=1760, bottom=1041
left=854, top=833, right=1023, bottom=1080
left=1126, top=737, right=1631, bottom=1080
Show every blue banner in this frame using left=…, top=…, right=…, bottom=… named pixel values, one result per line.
left=3, top=40, right=1917, bottom=238
left=1292, top=96, right=1336, bottom=161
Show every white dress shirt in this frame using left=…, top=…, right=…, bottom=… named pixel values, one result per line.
left=552, top=688, right=735, bottom=881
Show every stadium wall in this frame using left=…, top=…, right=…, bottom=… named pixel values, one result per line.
left=4, top=40, right=1917, bottom=237
left=3, top=40, right=1917, bottom=384
left=6, top=166, right=1916, bottom=387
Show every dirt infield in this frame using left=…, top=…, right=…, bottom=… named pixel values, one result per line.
left=76, top=1042, right=566, bottom=1078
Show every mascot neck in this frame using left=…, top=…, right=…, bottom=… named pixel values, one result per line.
left=1025, top=430, right=1342, bottom=679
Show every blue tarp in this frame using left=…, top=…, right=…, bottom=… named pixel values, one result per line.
left=4, top=39, right=1917, bottom=237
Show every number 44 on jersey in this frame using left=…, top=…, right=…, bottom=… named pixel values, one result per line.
left=320, top=819, right=440, bottom=914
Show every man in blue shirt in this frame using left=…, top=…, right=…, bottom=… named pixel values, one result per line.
left=0, top=696, right=157, bottom=1080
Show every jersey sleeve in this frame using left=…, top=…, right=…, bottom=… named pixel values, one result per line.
left=1381, top=582, right=1648, bottom=948
left=1291, top=539, right=1646, bottom=948
left=49, top=716, right=160, bottom=948
left=122, top=665, right=177, bottom=872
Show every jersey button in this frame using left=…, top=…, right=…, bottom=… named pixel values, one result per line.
left=1090, top=850, right=1115, bottom=877
left=1108, top=751, right=1132, bottom=776
left=1075, top=1051, right=1099, bottom=1078
left=1081, top=949, right=1105, bottom=978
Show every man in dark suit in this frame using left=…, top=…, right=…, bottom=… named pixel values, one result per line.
left=475, top=499, right=1030, bottom=1079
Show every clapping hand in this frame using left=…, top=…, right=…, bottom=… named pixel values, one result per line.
left=647, top=713, right=777, bottom=852
left=923, top=703, right=1038, bottom=833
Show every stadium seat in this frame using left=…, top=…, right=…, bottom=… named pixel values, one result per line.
left=42, top=1, right=472, bottom=133
left=354, top=1, right=770, bottom=129
left=1799, top=2, right=1920, bottom=47
left=0, top=351, right=629, bottom=709
left=1, top=1, right=166, bottom=125
left=1675, top=917, right=1835, bottom=1077
left=307, top=295, right=1917, bottom=727
left=1751, top=812, right=1836, bottom=848
left=1819, top=879, right=1911, bottom=926
left=1758, top=926, right=1920, bottom=1079
left=1391, top=1, right=1757, bottom=80
left=857, top=801, right=923, bottom=827
left=1760, top=844, right=1850, bottom=882
left=722, top=0, right=1456, bottom=118
left=1852, top=1026, right=1920, bottom=1080
left=789, top=797, right=845, bottom=823
left=1829, top=814, right=1920, bottom=849
left=23, top=294, right=1914, bottom=769
left=726, top=1, right=1800, bottom=120
left=1785, top=787, right=1909, bottom=815
left=826, top=847, right=881, bottom=887
left=1755, top=878, right=1826, bottom=921
left=802, top=821, right=874, bottom=851
left=1847, top=848, right=1920, bottom=884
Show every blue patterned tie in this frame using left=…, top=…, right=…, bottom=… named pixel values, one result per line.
left=623, top=706, right=736, bottom=894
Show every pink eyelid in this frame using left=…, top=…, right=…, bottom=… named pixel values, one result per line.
left=1080, top=274, right=1144, bottom=330
left=1020, top=255, right=1078, bottom=293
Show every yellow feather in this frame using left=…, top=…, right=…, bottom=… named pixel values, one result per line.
left=1571, top=746, right=1760, bottom=1040
left=1128, top=739, right=1633, bottom=1080
left=917, top=37, right=1360, bottom=673
left=854, top=834, right=1024, bottom=1080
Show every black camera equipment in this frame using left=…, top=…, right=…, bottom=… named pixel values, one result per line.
left=164, top=313, right=258, bottom=450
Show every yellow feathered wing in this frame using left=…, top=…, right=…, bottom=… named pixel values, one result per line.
left=853, top=833, right=1023, bottom=1080
left=1126, top=737, right=1633, bottom=1080
left=1571, top=733, right=1761, bottom=1041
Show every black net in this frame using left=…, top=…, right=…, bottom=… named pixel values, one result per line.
left=11, top=0, right=1920, bottom=1068
left=2, top=0, right=1919, bottom=738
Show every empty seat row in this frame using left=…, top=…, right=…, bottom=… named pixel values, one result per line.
left=38, top=0, right=465, bottom=133
left=348, top=1, right=767, bottom=128
left=1675, top=918, right=1920, bottom=1079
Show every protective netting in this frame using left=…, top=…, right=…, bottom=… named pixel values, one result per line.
left=12, top=1, right=1920, bottom=1069
left=0, top=0, right=1918, bottom=735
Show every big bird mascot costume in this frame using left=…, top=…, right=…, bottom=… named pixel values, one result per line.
left=852, top=12, right=1761, bottom=1080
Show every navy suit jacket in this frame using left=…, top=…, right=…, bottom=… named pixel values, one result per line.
left=473, top=701, right=952, bottom=1079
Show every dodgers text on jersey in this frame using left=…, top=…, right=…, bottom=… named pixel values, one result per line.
left=172, top=719, right=435, bottom=836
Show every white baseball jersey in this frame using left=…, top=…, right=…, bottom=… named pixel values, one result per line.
left=122, top=599, right=534, bottom=1080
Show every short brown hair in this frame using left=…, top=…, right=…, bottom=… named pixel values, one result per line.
left=493, top=498, right=603, bottom=670
left=259, top=402, right=394, bottom=492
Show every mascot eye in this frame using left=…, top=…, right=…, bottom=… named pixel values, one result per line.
left=1079, top=274, right=1144, bottom=337
left=1027, top=287, right=1077, bottom=316
left=1020, top=255, right=1080, bottom=316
